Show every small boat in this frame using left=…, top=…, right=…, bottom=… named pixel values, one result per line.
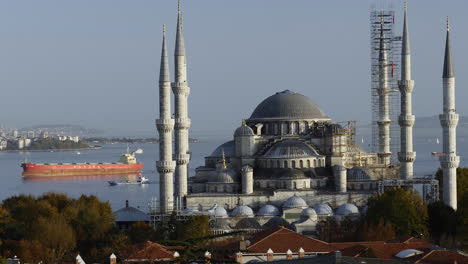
left=436, top=138, right=440, bottom=144
left=108, top=176, right=150, bottom=186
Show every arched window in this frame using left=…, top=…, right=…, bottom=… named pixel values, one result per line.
left=294, top=182, right=297, bottom=189
left=300, top=160, right=304, bottom=168
left=284, top=160, right=288, bottom=168
left=292, top=160, right=296, bottom=168
left=277, top=160, right=281, bottom=168
left=313, top=159, right=317, bottom=167
left=270, top=160, right=274, bottom=168
left=307, top=160, right=311, bottom=168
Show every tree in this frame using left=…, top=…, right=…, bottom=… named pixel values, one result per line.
left=360, top=218, right=396, bottom=241
left=178, top=216, right=211, bottom=242
left=32, top=216, right=76, bottom=264
left=126, top=222, right=156, bottom=244
left=365, top=188, right=428, bottom=238
left=427, top=201, right=459, bottom=245
left=435, top=167, right=468, bottom=204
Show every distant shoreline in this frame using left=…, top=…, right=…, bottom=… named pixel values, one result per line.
left=0, top=146, right=103, bottom=153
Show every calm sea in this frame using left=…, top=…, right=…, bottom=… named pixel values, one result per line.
left=1, top=127, right=468, bottom=211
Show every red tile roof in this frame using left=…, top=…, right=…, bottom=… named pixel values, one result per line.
left=413, top=250, right=468, bottom=264
left=246, top=226, right=335, bottom=253
left=126, top=241, right=175, bottom=261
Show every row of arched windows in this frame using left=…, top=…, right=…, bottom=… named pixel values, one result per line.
left=258, top=158, right=325, bottom=169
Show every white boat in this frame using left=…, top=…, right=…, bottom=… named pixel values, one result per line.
left=108, top=176, right=150, bottom=186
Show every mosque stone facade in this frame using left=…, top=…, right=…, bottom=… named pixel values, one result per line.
left=158, top=1, right=452, bottom=216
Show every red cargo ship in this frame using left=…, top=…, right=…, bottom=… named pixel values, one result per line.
left=21, top=151, right=144, bottom=177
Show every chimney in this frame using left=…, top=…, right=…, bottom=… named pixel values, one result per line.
left=239, top=240, right=247, bottom=251
left=286, top=249, right=293, bottom=260
left=235, top=252, right=243, bottom=263
left=334, top=251, right=342, bottom=264
left=109, top=253, right=116, bottom=264
left=298, top=248, right=305, bottom=259
left=76, top=254, right=85, bottom=264
left=125, top=200, right=129, bottom=208
left=266, top=248, right=274, bottom=262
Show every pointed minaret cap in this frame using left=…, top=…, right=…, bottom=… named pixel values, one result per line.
left=267, top=248, right=274, bottom=254
left=159, top=24, right=170, bottom=83
left=110, top=253, right=116, bottom=259
left=401, top=0, right=410, bottom=55
left=443, top=17, right=455, bottom=78
left=175, top=0, right=186, bottom=56
left=286, top=249, right=293, bottom=255
left=299, top=247, right=305, bottom=253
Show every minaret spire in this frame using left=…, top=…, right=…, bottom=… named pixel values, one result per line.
left=376, top=11, right=392, bottom=165
left=398, top=1, right=416, bottom=180
left=172, top=0, right=191, bottom=206
left=157, top=24, right=176, bottom=213
left=439, top=17, right=459, bottom=210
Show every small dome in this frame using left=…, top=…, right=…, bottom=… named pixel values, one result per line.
left=212, top=218, right=231, bottom=230
left=301, top=208, right=318, bottom=221
left=395, top=249, right=424, bottom=259
left=231, top=205, right=254, bottom=217
left=283, top=196, right=308, bottom=209
left=257, top=204, right=280, bottom=216
left=212, top=206, right=228, bottom=218
left=249, top=90, right=328, bottom=120
left=234, top=218, right=261, bottom=229
left=210, top=140, right=235, bottom=157
left=263, top=139, right=319, bottom=159
left=313, top=204, right=334, bottom=216
left=234, top=125, right=254, bottom=137
left=263, top=216, right=291, bottom=229
left=216, top=169, right=237, bottom=183
left=336, top=204, right=359, bottom=216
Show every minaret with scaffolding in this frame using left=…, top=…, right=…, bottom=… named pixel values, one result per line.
left=370, top=8, right=401, bottom=165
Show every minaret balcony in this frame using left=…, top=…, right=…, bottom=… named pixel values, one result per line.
left=175, top=118, right=191, bottom=129
left=377, top=120, right=392, bottom=125
left=439, top=113, right=459, bottom=128
left=398, top=80, right=415, bottom=93
left=171, top=84, right=190, bottom=96
left=174, top=153, right=191, bottom=164
left=398, top=152, right=416, bottom=163
left=157, top=160, right=176, bottom=172
left=398, top=115, right=415, bottom=127
left=439, top=154, right=460, bottom=168
left=156, top=119, right=175, bottom=132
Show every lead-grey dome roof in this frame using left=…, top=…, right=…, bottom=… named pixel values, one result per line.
left=257, top=204, right=280, bottom=216
left=249, top=90, right=328, bottom=120
left=231, top=205, right=254, bottom=217
left=211, top=206, right=229, bottom=218
left=263, top=139, right=319, bottom=159
left=336, top=203, right=359, bottom=216
left=234, top=125, right=254, bottom=137
left=283, top=196, right=308, bottom=209
left=114, top=206, right=150, bottom=222
left=210, top=140, right=235, bottom=157
left=313, top=204, right=334, bottom=216
left=216, top=169, right=238, bottom=183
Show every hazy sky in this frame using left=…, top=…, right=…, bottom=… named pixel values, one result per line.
left=1, top=0, right=467, bottom=137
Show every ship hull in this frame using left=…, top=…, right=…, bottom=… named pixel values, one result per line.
left=21, top=163, right=144, bottom=177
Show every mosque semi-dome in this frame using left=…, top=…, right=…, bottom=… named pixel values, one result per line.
left=210, top=140, right=236, bottom=157
left=263, top=139, right=319, bottom=159
left=249, top=90, right=328, bottom=120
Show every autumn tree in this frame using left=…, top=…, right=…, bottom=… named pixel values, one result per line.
left=126, top=222, right=156, bottom=244
left=365, top=188, right=428, bottom=238
left=360, top=218, right=396, bottom=241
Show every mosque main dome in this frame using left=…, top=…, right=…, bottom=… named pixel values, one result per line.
left=249, top=90, right=328, bottom=120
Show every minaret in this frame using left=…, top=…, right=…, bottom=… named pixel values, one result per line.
left=377, top=12, right=392, bottom=165
left=172, top=0, right=191, bottom=203
left=398, top=1, right=416, bottom=180
left=156, top=25, right=176, bottom=213
left=439, top=18, right=459, bottom=210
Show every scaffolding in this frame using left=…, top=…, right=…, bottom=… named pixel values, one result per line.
left=370, top=9, right=401, bottom=163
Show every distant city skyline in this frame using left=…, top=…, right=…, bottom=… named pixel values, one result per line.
left=1, top=0, right=467, bottom=137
